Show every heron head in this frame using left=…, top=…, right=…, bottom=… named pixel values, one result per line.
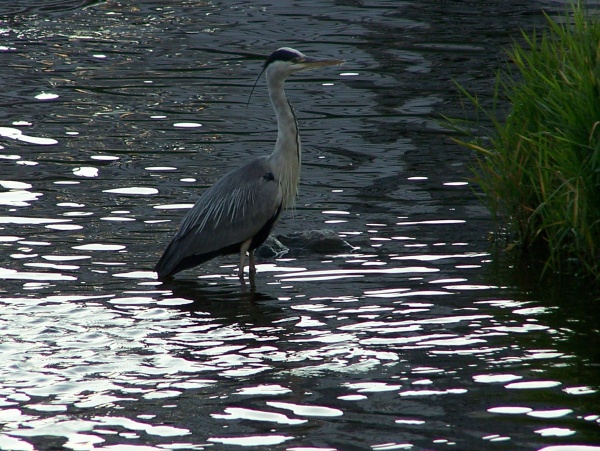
left=247, top=48, right=344, bottom=106
left=263, top=47, right=345, bottom=74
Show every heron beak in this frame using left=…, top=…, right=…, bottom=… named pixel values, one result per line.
left=297, top=56, right=345, bottom=70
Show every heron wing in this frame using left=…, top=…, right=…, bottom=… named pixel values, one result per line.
left=154, top=157, right=282, bottom=278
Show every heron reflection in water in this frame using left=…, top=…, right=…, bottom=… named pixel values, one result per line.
left=154, top=48, right=344, bottom=281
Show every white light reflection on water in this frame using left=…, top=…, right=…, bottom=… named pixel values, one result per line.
left=372, top=443, right=414, bottom=451
left=0, top=189, right=42, bottom=207
left=266, top=401, right=343, bottom=417
left=488, top=406, right=533, bottom=415
left=235, top=384, right=292, bottom=396
left=42, top=255, right=91, bottom=262
left=208, top=435, right=293, bottom=446
left=0, top=181, right=31, bottom=190
left=211, top=407, right=308, bottom=425
left=275, top=266, right=438, bottom=282
left=539, top=446, right=600, bottom=451
left=173, top=122, right=202, bottom=128
left=72, top=167, right=99, bottom=177
left=535, top=427, right=576, bottom=437
left=399, top=388, right=468, bottom=397
left=564, top=386, right=597, bottom=395
left=0, top=127, right=58, bottom=145
left=35, top=92, right=59, bottom=100
left=3, top=414, right=191, bottom=449
left=473, top=374, right=523, bottom=384
left=391, top=252, right=488, bottom=262
left=90, top=155, right=119, bottom=162
left=103, top=187, right=159, bottom=195
left=506, top=380, right=562, bottom=390
left=0, top=268, right=76, bottom=281
left=72, top=243, right=126, bottom=251
left=343, top=381, right=402, bottom=392
left=396, top=219, right=466, bottom=226
left=153, top=203, right=194, bottom=210
left=0, top=266, right=596, bottom=450
left=528, top=409, right=573, bottom=418
left=0, top=216, right=71, bottom=225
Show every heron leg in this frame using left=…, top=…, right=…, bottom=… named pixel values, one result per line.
left=249, top=250, right=256, bottom=274
left=239, top=238, right=252, bottom=279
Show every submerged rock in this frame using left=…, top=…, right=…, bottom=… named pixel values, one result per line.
left=256, top=235, right=289, bottom=258
left=256, top=229, right=353, bottom=258
left=279, top=229, right=353, bottom=253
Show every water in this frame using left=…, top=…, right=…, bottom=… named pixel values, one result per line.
left=1, top=0, right=599, bottom=450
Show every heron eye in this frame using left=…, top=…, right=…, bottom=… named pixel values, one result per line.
left=291, top=57, right=302, bottom=64
left=263, top=172, right=275, bottom=181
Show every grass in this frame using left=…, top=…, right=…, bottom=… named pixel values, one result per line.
left=452, top=3, right=600, bottom=279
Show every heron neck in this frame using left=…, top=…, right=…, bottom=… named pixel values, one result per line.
left=268, top=76, right=301, bottom=208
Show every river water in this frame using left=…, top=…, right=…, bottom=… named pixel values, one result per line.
left=1, top=1, right=599, bottom=450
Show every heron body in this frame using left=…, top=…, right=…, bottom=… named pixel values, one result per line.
left=154, top=47, right=344, bottom=280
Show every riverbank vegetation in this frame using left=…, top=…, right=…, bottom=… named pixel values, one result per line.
left=453, top=3, right=600, bottom=279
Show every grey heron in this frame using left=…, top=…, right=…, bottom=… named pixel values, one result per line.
left=154, top=47, right=344, bottom=280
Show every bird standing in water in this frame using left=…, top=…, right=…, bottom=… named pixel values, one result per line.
left=154, top=47, right=344, bottom=280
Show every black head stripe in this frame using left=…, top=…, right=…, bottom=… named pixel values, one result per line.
left=264, top=48, right=301, bottom=68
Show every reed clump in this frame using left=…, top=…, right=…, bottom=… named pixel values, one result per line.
left=455, top=3, right=600, bottom=278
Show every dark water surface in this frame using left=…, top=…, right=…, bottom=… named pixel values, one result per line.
left=1, top=1, right=600, bottom=450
